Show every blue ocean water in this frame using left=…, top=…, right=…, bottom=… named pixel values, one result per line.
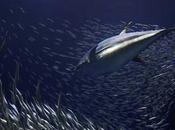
left=0, top=0, right=175, bottom=129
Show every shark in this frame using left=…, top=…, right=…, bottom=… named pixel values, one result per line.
left=75, top=22, right=175, bottom=76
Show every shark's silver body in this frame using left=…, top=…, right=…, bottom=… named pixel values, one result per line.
left=76, top=26, right=174, bottom=76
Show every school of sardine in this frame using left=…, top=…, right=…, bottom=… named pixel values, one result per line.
left=0, top=5, right=175, bottom=130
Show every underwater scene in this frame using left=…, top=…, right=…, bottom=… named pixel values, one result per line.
left=0, top=0, right=175, bottom=130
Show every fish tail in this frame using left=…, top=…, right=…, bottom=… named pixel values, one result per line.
left=158, top=27, right=175, bottom=37
left=167, top=27, right=175, bottom=32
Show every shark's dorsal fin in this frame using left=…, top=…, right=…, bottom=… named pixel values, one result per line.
left=119, top=21, right=132, bottom=35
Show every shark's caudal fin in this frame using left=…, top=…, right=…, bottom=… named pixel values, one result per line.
left=161, top=26, right=175, bottom=34
left=158, top=26, right=175, bottom=38
left=119, top=21, right=132, bottom=35
left=167, top=27, right=175, bottom=32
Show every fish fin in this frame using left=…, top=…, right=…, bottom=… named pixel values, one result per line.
left=132, top=56, right=145, bottom=63
left=119, top=21, right=132, bottom=35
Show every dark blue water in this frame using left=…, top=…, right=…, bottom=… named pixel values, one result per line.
left=1, top=0, right=175, bottom=26
left=0, top=0, right=175, bottom=129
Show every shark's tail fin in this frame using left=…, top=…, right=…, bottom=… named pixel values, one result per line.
left=158, top=26, right=175, bottom=37
left=167, top=27, right=175, bottom=32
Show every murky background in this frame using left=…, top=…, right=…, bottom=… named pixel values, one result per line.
left=0, top=0, right=175, bottom=129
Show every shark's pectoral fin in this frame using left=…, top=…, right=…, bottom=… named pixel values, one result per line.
left=132, top=56, right=145, bottom=64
